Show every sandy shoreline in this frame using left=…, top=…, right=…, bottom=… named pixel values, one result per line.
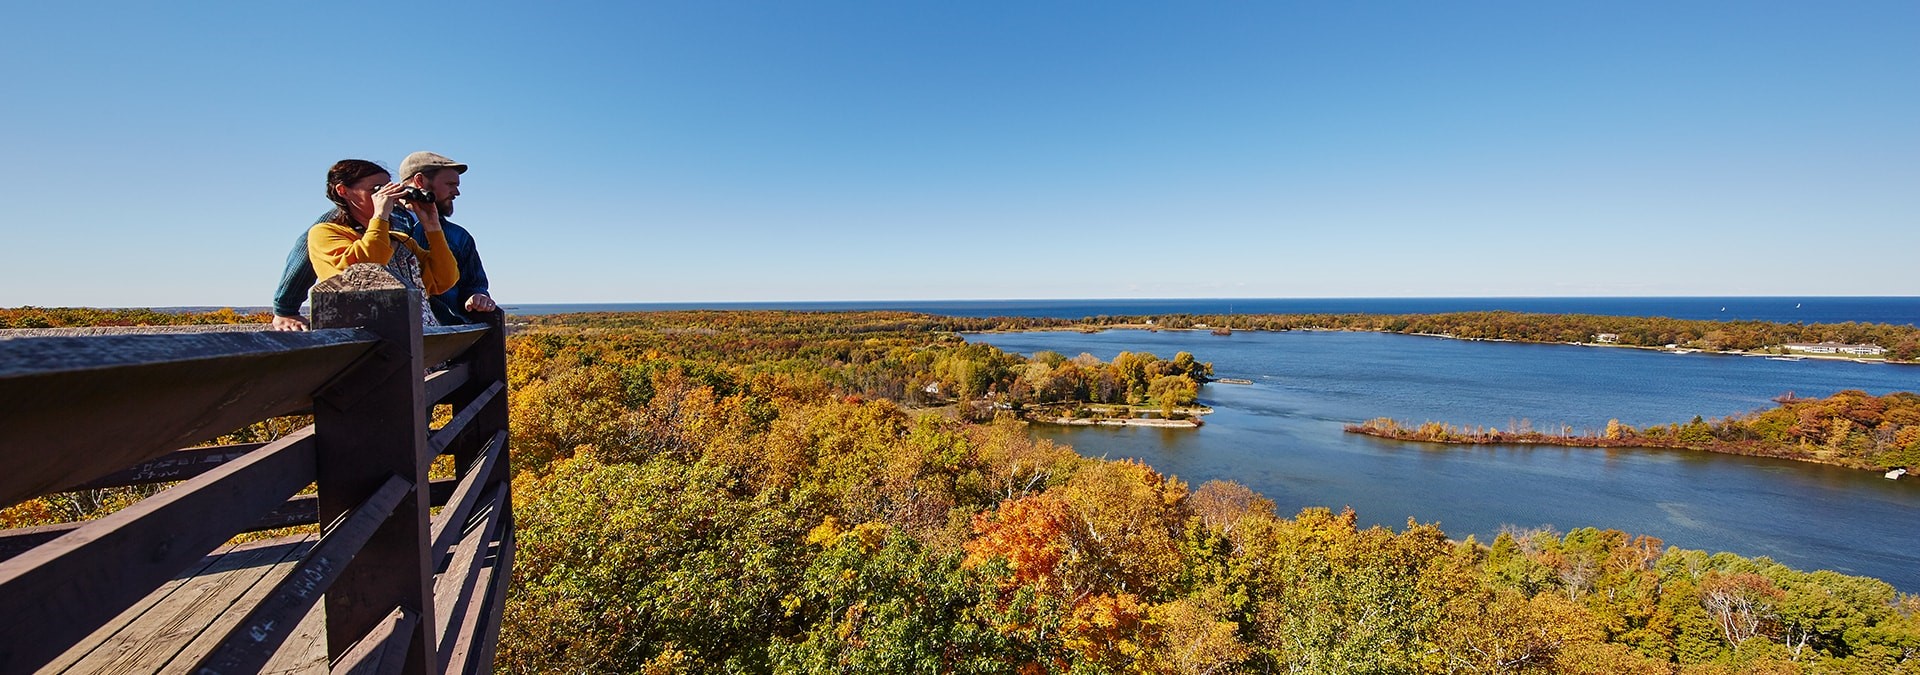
left=1036, top=417, right=1201, bottom=428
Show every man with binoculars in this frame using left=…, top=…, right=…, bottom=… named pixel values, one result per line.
left=271, top=151, right=494, bottom=329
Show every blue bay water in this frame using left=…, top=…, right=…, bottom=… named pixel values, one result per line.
left=965, top=329, right=1920, bottom=591
left=510, top=296, right=1920, bottom=325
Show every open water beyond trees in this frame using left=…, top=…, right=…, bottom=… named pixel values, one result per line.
left=966, top=329, right=1920, bottom=591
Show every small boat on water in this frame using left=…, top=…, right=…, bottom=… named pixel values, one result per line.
left=1888, top=468, right=1908, bottom=480
left=1214, top=377, right=1253, bottom=385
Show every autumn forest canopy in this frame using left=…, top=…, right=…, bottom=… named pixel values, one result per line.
left=4, top=307, right=1919, bottom=673
left=491, top=310, right=1920, bottom=674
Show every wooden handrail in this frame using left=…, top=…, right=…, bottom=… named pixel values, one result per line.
left=0, top=328, right=376, bottom=507
left=0, top=264, right=514, bottom=674
left=421, top=324, right=490, bottom=368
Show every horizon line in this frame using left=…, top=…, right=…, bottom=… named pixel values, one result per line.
left=17, top=294, right=1918, bottom=312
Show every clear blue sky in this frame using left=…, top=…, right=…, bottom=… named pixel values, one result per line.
left=2, top=2, right=1914, bottom=306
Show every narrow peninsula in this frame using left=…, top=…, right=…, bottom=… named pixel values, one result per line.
left=1347, top=390, right=1920, bottom=475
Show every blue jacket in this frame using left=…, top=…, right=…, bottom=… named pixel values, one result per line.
left=273, top=209, right=491, bottom=324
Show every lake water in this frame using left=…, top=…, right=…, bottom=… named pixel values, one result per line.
left=509, top=296, right=1920, bottom=326
left=966, top=329, right=1920, bottom=591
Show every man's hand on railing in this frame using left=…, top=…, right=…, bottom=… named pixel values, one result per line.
left=271, top=315, right=309, bottom=331
left=465, top=293, right=497, bottom=314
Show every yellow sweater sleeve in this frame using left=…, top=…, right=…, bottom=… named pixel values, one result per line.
left=410, top=229, right=461, bottom=296
left=307, top=218, right=394, bottom=281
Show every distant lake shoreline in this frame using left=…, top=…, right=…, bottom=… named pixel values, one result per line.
left=490, top=296, right=1920, bottom=326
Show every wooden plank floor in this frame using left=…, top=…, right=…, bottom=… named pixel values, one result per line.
left=40, top=533, right=328, bottom=675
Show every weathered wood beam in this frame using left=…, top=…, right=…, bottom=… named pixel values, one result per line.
left=428, top=430, right=506, bottom=567
left=454, top=313, right=511, bottom=487
left=433, top=485, right=506, bottom=675
left=0, top=329, right=374, bottom=508
left=423, top=363, right=471, bottom=405
left=421, top=325, right=488, bottom=368
left=57, top=442, right=268, bottom=494
left=427, top=382, right=503, bottom=458
left=458, top=501, right=513, bottom=675
left=190, top=474, right=411, bottom=675
left=0, top=478, right=458, bottom=563
left=334, top=605, right=419, bottom=675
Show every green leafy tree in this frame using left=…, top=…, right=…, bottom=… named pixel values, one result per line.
left=774, top=521, right=1011, bottom=673
left=500, top=453, right=808, bottom=673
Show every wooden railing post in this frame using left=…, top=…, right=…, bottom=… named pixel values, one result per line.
left=312, top=264, right=439, bottom=675
left=450, top=311, right=511, bottom=486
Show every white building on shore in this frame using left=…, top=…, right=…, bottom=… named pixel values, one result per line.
left=1782, top=341, right=1887, bottom=356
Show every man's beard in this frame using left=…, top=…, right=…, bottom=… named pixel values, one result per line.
left=437, top=200, right=455, bottom=217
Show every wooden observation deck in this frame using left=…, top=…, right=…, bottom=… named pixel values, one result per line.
left=0, top=265, right=514, bottom=674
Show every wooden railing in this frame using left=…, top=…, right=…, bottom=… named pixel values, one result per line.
left=0, top=264, right=513, bottom=675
